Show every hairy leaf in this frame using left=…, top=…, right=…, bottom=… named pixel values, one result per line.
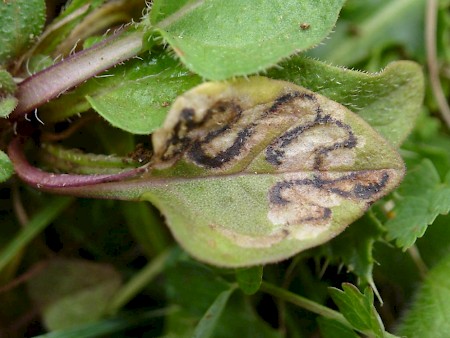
left=396, top=252, right=450, bottom=338
left=386, top=159, right=450, bottom=249
left=41, top=52, right=201, bottom=134
left=0, top=0, right=46, bottom=66
left=149, top=0, right=345, bottom=80
left=268, top=57, right=424, bottom=147
left=138, top=77, right=405, bottom=267
left=27, top=259, right=122, bottom=330
left=329, top=284, right=384, bottom=336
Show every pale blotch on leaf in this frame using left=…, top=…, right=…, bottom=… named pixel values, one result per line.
left=148, top=77, right=404, bottom=266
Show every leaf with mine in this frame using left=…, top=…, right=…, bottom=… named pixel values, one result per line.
left=148, top=0, right=345, bottom=80
left=135, top=76, right=404, bottom=267
left=0, top=0, right=46, bottom=66
left=268, top=57, right=424, bottom=147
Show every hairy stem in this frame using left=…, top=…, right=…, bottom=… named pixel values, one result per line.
left=11, top=30, right=144, bottom=119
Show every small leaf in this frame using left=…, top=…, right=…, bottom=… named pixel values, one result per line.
left=0, top=69, right=18, bottom=118
left=396, top=252, right=450, bottom=338
left=138, top=76, right=404, bottom=267
left=268, top=57, right=424, bottom=147
left=317, top=317, right=360, bottom=338
left=235, top=266, right=263, bottom=295
left=329, top=283, right=384, bottom=337
left=149, top=0, right=346, bottom=80
left=385, top=159, right=450, bottom=249
left=0, top=0, right=46, bottom=66
left=0, top=150, right=14, bottom=183
left=27, top=258, right=122, bottom=331
left=192, top=287, right=236, bottom=338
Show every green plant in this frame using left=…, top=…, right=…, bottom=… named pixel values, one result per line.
left=1, top=1, right=448, bottom=337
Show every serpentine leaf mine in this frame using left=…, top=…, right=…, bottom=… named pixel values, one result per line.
left=144, top=76, right=405, bottom=266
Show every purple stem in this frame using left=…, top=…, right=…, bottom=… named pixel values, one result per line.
left=8, top=137, right=149, bottom=190
left=11, top=30, right=144, bottom=119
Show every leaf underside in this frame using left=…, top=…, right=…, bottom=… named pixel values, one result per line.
left=137, top=77, right=405, bottom=267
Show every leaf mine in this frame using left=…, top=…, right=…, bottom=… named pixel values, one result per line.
left=144, top=76, right=405, bottom=266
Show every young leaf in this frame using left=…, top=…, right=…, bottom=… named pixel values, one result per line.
left=0, top=69, right=18, bottom=118
left=149, top=0, right=346, bottom=80
left=268, top=57, right=424, bottom=147
left=385, top=159, right=450, bottom=249
left=328, top=283, right=384, bottom=337
left=0, top=150, right=14, bottom=183
left=0, top=0, right=46, bottom=66
left=141, top=76, right=405, bottom=267
left=396, top=252, right=450, bottom=338
left=27, top=258, right=122, bottom=331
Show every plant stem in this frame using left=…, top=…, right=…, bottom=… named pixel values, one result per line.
left=260, top=282, right=349, bottom=326
left=426, top=0, right=450, bottom=128
left=106, top=249, right=172, bottom=315
left=11, top=30, right=144, bottom=119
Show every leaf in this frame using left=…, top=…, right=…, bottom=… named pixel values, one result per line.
left=396, top=252, right=450, bottom=338
left=149, top=0, right=346, bottom=80
left=0, top=150, right=14, bottom=183
left=316, top=211, right=384, bottom=293
left=27, top=258, right=122, bottom=331
left=192, top=287, right=236, bottom=338
left=0, top=69, right=18, bottom=118
left=329, top=283, right=384, bottom=337
left=317, top=317, right=360, bottom=338
left=0, top=0, right=46, bottom=66
left=235, top=266, right=264, bottom=295
left=41, top=52, right=202, bottom=134
left=385, top=159, right=450, bottom=249
left=138, top=76, right=405, bottom=267
left=268, top=57, right=424, bottom=147
left=308, top=0, right=426, bottom=67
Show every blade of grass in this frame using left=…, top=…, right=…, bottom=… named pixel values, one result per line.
left=0, top=197, right=73, bottom=273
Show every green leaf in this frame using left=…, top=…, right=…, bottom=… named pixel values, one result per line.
left=385, top=159, right=450, bottom=249
left=138, top=76, right=404, bottom=267
left=317, top=317, right=360, bottom=338
left=27, top=258, right=122, bottom=331
left=41, top=52, right=201, bottom=134
left=149, top=0, right=345, bottom=80
left=0, top=0, right=46, bottom=66
left=308, top=0, right=425, bottom=67
left=0, top=69, right=18, bottom=118
left=0, top=150, right=14, bottom=183
left=317, top=211, right=384, bottom=293
left=329, top=283, right=384, bottom=337
left=192, top=287, right=236, bottom=338
left=396, top=252, right=450, bottom=338
left=235, top=266, right=263, bottom=295
left=268, top=57, right=424, bottom=147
